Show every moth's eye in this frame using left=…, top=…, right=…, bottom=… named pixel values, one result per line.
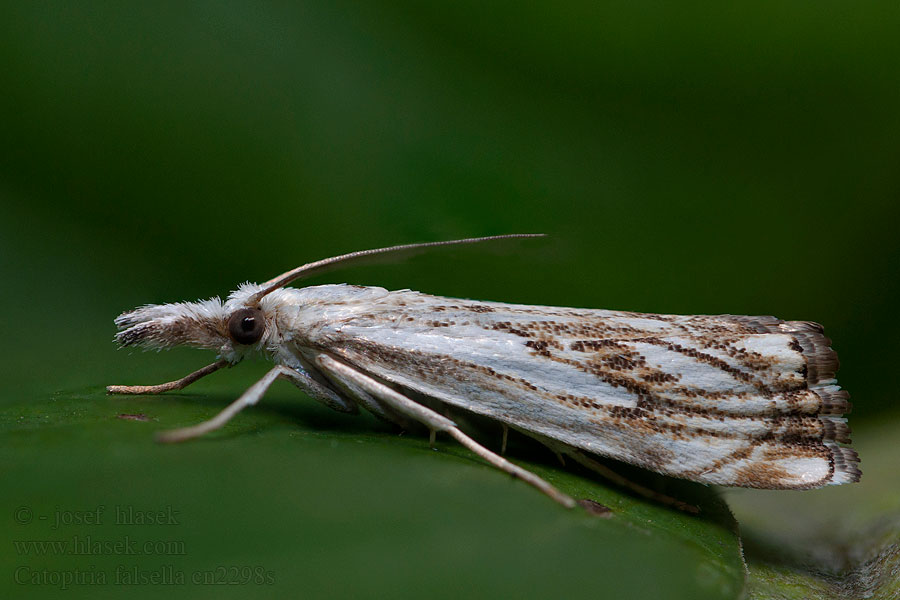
left=227, top=308, right=265, bottom=345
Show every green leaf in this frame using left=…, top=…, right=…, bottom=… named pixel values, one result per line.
left=1, top=381, right=746, bottom=599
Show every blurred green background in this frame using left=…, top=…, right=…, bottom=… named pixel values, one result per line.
left=2, top=3, right=898, bottom=599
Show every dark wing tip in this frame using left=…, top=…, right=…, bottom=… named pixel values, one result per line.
left=726, top=315, right=857, bottom=484
left=727, top=316, right=841, bottom=387
left=781, top=321, right=840, bottom=385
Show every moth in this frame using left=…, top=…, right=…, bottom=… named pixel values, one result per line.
left=108, top=234, right=860, bottom=510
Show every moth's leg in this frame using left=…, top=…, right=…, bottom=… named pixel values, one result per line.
left=154, top=365, right=288, bottom=443
left=564, top=448, right=700, bottom=514
left=107, top=359, right=228, bottom=395
left=276, top=364, right=358, bottom=414
left=315, top=364, right=412, bottom=428
left=314, top=354, right=577, bottom=509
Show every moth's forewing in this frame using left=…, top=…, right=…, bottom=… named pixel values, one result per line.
left=280, top=285, right=859, bottom=489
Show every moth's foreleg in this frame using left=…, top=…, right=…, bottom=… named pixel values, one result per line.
left=314, top=354, right=577, bottom=509
left=155, top=365, right=289, bottom=443
left=107, top=360, right=229, bottom=395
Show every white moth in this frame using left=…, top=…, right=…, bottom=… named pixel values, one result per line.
left=109, top=235, right=859, bottom=511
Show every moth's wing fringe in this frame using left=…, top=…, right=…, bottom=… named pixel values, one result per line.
left=821, top=416, right=851, bottom=444
left=727, top=315, right=860, bottom=484
left=828, top=443, right=862, bottom=484
left=815, top=387, right=852, bottom=417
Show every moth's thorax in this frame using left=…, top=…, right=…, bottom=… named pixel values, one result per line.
left=261, top=284, right=401, bottom=344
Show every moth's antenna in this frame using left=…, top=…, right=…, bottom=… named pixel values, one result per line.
left=251, top=233, right=546, bottom=302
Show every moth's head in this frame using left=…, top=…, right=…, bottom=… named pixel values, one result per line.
left=114, top=284, right=272, bottom=362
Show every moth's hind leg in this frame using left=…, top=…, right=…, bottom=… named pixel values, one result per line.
left=314, top=354, right=577, bottom=509
left=314, top=361, right=415, bottom=429
left=544, top=440, right=700, bottom=514
left=107, top=360, right=229, bottom=395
